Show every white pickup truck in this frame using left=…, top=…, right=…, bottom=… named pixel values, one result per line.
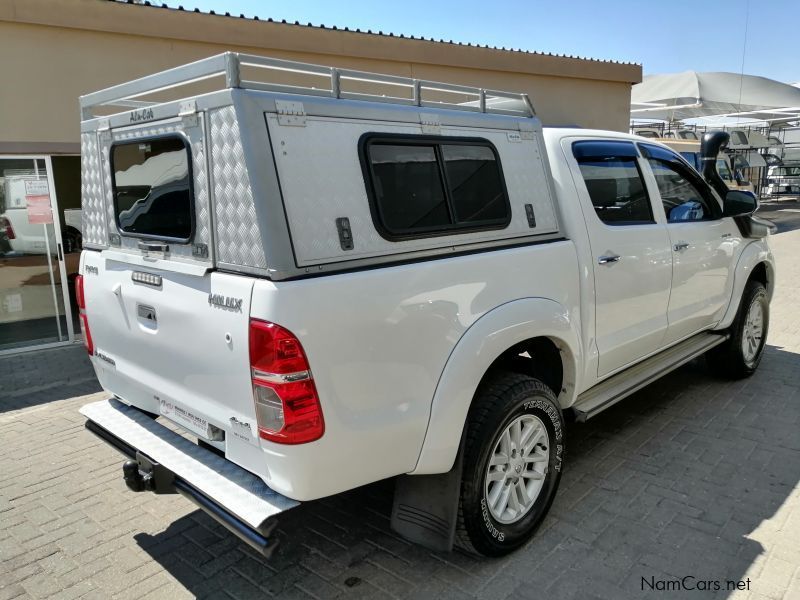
left=78, top=53, right=775, bottom=558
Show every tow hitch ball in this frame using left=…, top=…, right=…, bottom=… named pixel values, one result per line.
left=122, top=452, right=176, bottom=494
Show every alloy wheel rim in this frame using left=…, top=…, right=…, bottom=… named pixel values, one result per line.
left=484, top=414, right=550, bottom=525
left=742, top=298, right=765, bottom=364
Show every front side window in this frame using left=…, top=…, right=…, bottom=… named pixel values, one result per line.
left=679, top=152, right=701, bottom=172
left=648, top=160, right=711, bottom=222
left=363, top=136, right=510, bottom=239
left=573, top=140, right=654, bottom=225
left=111, top=136, right=193, bottom=241
left=639, top=142, right=718, bottom=223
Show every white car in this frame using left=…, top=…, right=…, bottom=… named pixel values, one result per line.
left=0, top=176, right=83, bottom=255
left=78, top=54, right=775, bottom=558
left=1, top=175, right=58, bottom=255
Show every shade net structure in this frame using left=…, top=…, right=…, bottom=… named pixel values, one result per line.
left=631, top=71, right=800, bottom=122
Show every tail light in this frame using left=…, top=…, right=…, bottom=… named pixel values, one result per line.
left=249, top=319, right=324, bottom=444
left=1, top=216, right=14, bottom=240
left=75, top=274, right=94, bottom=355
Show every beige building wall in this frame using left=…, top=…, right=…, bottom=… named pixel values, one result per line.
left=0, top=0, right=641, bottom=153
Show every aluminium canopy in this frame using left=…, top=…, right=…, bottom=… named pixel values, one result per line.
left=631, top=71, right=800, bottom=122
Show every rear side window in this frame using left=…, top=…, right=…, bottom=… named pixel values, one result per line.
left=572, top=140, right=654, bottom=225
left=362, top=135, right=510, bottom=239
left=111, top=136, right=194, bottom=242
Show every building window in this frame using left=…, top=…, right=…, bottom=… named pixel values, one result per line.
left=111, top=136, right=194, bottom=242
left=361, top=135, right=510, bottom=239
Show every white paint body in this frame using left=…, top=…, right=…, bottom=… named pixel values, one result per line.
left=63, top=209, right=83, bottom=233
left=80, top=121, right=774, bottom=502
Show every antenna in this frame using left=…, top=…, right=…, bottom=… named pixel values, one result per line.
left=736, top=0, right=750, bottom=126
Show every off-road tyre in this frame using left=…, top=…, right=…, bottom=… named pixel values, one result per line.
left=706, top=280, right=768, bottom=379
left=455, top=372, right=564, bottom=556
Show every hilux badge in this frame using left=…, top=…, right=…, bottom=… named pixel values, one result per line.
left=208, top=293, right=243, bottom=312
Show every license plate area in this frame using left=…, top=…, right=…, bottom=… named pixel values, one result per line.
left=158, top=397, right=225, bottom=442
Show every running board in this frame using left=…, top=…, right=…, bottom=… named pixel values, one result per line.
left=572, top=332, right=729, bottom=422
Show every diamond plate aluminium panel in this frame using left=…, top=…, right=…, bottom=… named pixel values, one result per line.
left=100, top=118, right=212, bottom=263
left=209, top=106, right=268, bottom=270
left=80, top=132, right=108, bottom=248
left=80, top=398, right=298, bottom=528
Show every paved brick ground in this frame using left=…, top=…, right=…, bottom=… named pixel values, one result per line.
left=2, top=201, right=800, bottom=600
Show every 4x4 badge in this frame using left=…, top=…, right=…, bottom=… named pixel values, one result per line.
left=208, top=293, right=243, bottom=312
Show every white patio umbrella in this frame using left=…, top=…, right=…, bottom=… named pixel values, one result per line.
left=631, top=71, right=800, bottom=122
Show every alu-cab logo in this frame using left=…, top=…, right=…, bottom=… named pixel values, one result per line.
left=129, top=108, right=154, bottom=123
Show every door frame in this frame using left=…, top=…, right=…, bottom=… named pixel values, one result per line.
left=0, top=153, right=75, bottom=355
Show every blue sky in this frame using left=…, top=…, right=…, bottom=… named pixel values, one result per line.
left=164, top=0, right=797, bottom=82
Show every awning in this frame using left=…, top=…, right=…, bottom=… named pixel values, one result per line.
left=631, top=71, right=800, bottom=122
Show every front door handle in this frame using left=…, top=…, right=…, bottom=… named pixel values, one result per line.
left=598, top=254, right=621, bottom=265
left=673, top=242, right=690, bottom=251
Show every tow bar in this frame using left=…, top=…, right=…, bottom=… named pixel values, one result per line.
left=85, top=417, right=278, bottom=558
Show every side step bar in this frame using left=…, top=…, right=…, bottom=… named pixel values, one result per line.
left=81, top=398, right=299, bottom=558
left=572, top=332, right=729, bottom=422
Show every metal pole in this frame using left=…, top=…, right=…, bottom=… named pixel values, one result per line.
left=331, top=68, right=341, bottom=99
left=46, top=156, right=74, bottom=341
left=224, top=52, right=241, bottom=89
left=33, top=160, right=63, bottom=342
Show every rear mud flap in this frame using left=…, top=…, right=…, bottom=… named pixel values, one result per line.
left=81, top=398, right=298, bottom=557
left=391, top=451, right=463, bottom=552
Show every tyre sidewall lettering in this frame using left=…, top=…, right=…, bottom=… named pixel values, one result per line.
left=475, top=390, right=563, bottom=546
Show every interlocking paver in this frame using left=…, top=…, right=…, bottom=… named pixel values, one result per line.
left=1, top=200, right=800, bottom=599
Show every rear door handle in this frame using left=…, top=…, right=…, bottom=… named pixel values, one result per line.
left=598, top=254, right=621, bottom=265
left=673, top=242, right=690, bottom=251
left=138, top=241, right=169, bottom=253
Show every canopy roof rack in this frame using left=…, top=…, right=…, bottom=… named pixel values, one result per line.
left=80, top=52, right=536, bottom=120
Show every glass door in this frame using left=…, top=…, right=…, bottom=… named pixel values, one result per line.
left=0, top=156, right=73, bottom=352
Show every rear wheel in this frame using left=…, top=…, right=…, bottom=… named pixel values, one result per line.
left=63, top=227, right=82, bottom=254
left=707, top=280, right=768, bottom=379
left=456, top=372, right=564, bottom=556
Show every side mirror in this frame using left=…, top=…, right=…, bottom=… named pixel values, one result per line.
left=723, top=190, right=757, bottom=217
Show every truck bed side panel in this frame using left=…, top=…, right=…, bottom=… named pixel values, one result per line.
left=249, top=240, right=580, bottom=500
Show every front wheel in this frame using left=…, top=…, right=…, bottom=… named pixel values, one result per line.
left=707, top=280, right=769, bottom=379
left=456, top=372, right=564, bottom=556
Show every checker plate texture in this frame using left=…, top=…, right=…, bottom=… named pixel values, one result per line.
left=80, top=398, right=298, bottom=528
left=210, top=106, right=267, bottom=269
left=100, top=118, right=212, bottom=262
left=80, top=132, right=108, bottom=248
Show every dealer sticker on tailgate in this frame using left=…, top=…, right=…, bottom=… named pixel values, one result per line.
left=159, top=398, right=215, bottom=440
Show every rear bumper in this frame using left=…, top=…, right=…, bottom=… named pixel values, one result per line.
left=80, top=398, right=299, bottom=557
